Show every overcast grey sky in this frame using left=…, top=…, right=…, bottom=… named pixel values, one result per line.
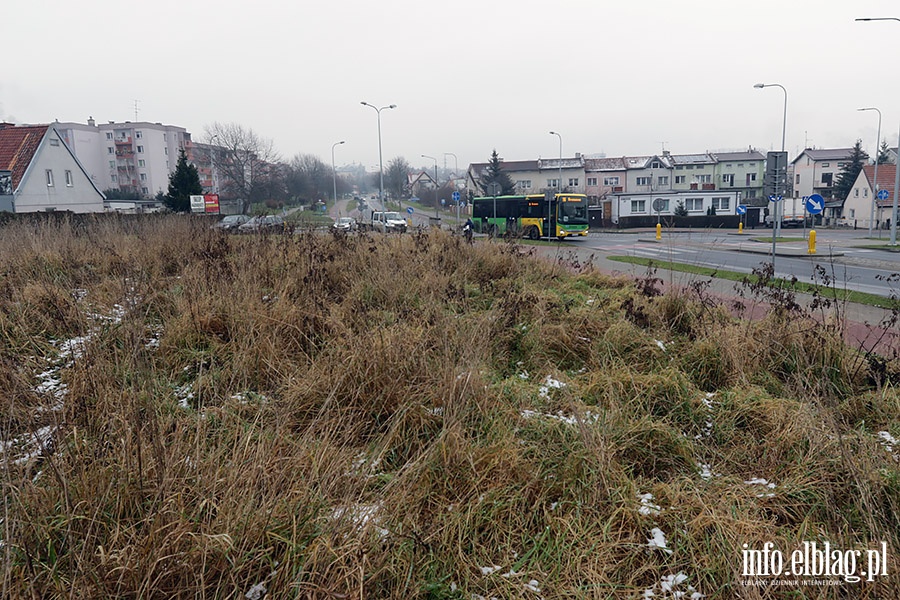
left=5, top=0, right=900, bottom=172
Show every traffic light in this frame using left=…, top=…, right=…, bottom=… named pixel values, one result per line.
left=764, top=151, right=787, bottom=197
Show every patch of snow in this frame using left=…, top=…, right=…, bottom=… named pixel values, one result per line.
left=643, top=572, right=705, bottom=599
left=538, top=376, right=565, bottom=398
left=745, top=478, right=776, bottom=498
left=877, top=431, right=897, bottom=453
left=524, top=579, right=541, bottom=593
left=647, top=527, right=673, bottom=554
left=245, top=582, right=266, bottom=600
left=518, top=371, right=530, bottom=380
left=480, top=565, right=502, bottom=575
left=638, top=493, right=661, bottom=516
left=331, top=503, right=388, bottom=538
left=696, top=463, right=718, bottom=480
left=655, top=340, right=667, bottom=351
left=521, top=409, right=599, bottom=426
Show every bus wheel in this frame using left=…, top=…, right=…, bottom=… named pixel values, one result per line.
left=526, top=226, right=539, bottom=240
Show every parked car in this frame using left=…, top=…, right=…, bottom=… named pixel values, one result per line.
left=238, top=215, right=289, bottom=234
left=212, top=214, right=251, bottom=231
left=332, top=217, right=356, bottom=232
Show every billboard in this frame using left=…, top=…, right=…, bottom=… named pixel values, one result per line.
left=204, top=194, right=220, bottom=215
left=190, top=195, right=206, bottom=213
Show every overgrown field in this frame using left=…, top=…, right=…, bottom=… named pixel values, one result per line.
left=1, top=215, right=898, bottom=599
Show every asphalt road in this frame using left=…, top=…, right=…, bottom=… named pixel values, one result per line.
left=561, top=229, right=900, bottom=299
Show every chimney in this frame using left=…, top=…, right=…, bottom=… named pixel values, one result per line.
left=88, top=116, right=95, bottom=127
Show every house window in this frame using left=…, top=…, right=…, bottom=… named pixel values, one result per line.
left=568, top=178, right=579, bottom=187
left=111, top=175, right=117, bottom=182
left=46, top=170, right=54, bottom=187
left=548, top=179, right=559, bottom=188
left=749, top=173, right=757, bottom=181
left=821, top=173, right=833, bottom=186
left=106, top=132, right=113, bottom=140
left=650, top=161, right=662, bottom=169
left=137, top=145, right=144, bottom=153
left=142, top=187, right=149, bottom=195
left=109, top=161, right=115, bottom=169
left=864, top=188, right=868, bottom=197
left=631, top=199, right=646, bottom=213
left=140, top=173, right=147, bottom=182
left=737, top=163, right=744, bottom=168
left=821, top=163, right=830, bottom=167
left=587, top=177, right=598, bottom=186
left=516, top=180, right=532, bottom=189
left=854, top=189, right=859, bottom=197
left=138, top=159, right=146, bottom=167
left=636, top=176, right=651, bottom=186
left=658, top=176, right=669, bottom=186
left=712, top=197, right=730, bottom=211
left=108, top=147, right=114, bottom=154
left=686, top=197, right=703, bottom=211
left=65, top=170, right=73, bottom=187
left=722, top=174, right=734, bottom=185
left=697, top=174, right=712, bottom=183
left=796, top=174, right=800, bottom=184
left=50, top=138, right=59, bottom=147
left=675, top=175, right=686, bottom=184
left=603, top=176, right=619, bottom=186
left=136, top=131, right=143, bottom=139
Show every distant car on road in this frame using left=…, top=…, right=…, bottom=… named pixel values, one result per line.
left=212, top=214, right=251, bottom=231
left=332, top=217, right=356, bottom=232
left=238, top=215, right=288, bottom=234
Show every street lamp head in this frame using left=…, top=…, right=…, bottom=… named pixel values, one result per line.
left=753, top=83, right=765, bottom=88
left=360, top=101, right=369, bottom=106
left=388, top=104, right=397, bottom=109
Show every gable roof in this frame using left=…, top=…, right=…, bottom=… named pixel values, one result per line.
left=711, top=150, right=766, bottom=162
left=792, top=148, right=855, bottom=164
left=669, top=153, right=715, bottom=166
left=859, top=164, right=898, bottom=207
left=0, top=125, right=49, bottom=190
left=468, top=159, right=540, bottom=173
left=584, top=157, right=626, bottom=171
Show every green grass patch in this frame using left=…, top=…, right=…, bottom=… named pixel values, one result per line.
left=750, top=236, right=806, bottom=243
left=607, top=254, right=900, bottom=308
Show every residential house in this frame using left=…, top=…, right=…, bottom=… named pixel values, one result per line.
left=0, top=124, right=105, bottom=213
left=791, top=148, right=855, bottom=201
left=843, top=164, right=897, bottom=230
left=584, top=157, right=626, bottom=226
left=609, top=189, right=740, bottom=225
left=623, top=155, right=674, bottom=194
left=669, top=153, right=716, bottom=191
left=711, top=149, right=766, bottom=204
left=408, top=170, right=436, bottom=198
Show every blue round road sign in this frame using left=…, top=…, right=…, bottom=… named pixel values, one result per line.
left=805, top=193, right=824, bottom=215
left=878, top=189, right=890, bottom=201
left=452, top=191, right=461, bottom=202
left=768, top=194, right=784, bottom=202
left=406, top=207, right=414, bottom=214
left=736, top=204, right=747, bottom=215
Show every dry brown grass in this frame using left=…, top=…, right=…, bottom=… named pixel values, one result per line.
left=0, top=214, right=897, bottom=599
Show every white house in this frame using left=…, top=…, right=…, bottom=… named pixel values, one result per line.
left=842, top=164, right=897, bottom=230
left=791, top=148, right=855, bottom=201
left=0, top=124, right=105, bottom=213
left=609, top=190, right=741, bottom=224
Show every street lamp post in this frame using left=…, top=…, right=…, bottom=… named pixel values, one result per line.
left=856, top=17, right=900, bottom=245
left=550, top=131, right=562, bottom=239
left=331, top=140, right=345, bottom=210
left=360, top=102, right=396, bottom=208
left=858, top=107, right=882, bottom=236
left=422, top=154, right=439, bottom=220
left=754, top=82, right=788, bottom=267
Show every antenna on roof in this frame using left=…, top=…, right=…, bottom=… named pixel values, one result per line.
left=134, top=99, right=139, bottom=121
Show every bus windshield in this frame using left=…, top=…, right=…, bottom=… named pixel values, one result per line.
left=558, top=198, right=587, bottom=223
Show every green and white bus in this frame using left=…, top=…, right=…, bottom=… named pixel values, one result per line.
left=471, top=193, right=589, bottom=239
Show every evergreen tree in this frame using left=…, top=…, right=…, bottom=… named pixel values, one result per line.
left=878, top=140, right=892, bottom=165
left=833, top=140, right=868, bottom=201
left=478, top=150, right=516, bottom=196
left=673, top=200, right=688, bottom=216
left=164, top=148, right=204, bottom=213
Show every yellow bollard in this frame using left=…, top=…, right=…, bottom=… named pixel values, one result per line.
left=739, top=222, right=743, bottom=234
left=808, top=229, right=816, bottom=254
left=656, top=222, right=662, bottom=240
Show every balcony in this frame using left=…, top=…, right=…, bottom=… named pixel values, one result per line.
left=115, top=137, right=133, bottom=146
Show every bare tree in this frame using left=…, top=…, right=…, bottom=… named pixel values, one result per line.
left=284, top=154, right=332, bottom=204
left=204, top=122, right=280, bottom=214
left=385, top=156, right=411, bottom=201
